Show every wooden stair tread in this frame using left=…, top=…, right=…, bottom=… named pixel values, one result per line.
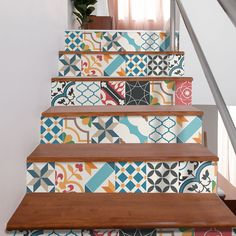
left=27, top=143, right=218, bottom=163
left=52, top=76, right=193, bottom=82
left=42, top=105, right=203, bottom=117
left=59, top=51, right=184, bottom=55
left=7, top=193, right=236, bottom=231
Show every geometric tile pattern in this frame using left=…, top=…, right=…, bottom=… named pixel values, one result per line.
left=147, top=162, right=178, bottom=193
left=27, top=161, right=216, bottom=193
left=58, top=54, right=81, bottom=76
left=58, top=53, right=184, bottom=77
left=27, top=163, right=55, bottom=193
left=50, top=80, right=192, bottom=106
left=10, top=229, right=236, bottom=236
left=126, top=82, right=150, bottom=105
left=115, top=162, right=147, bottom=193
left=40, top=117, right=64, bottom=144
left=40, top=115, right=202, bottom=144
left=64, top=30, right=173, bottom=52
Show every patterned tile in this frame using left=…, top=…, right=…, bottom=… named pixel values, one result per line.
left=179, top=161, right=215, bottom=193
left=115, top=162, right=146, bottom=193
left=82, top=54, right=104, bottom=76
left=168, top=54, right=185, bottom=76
left=119, top=229, right=156, bottom=236
left=62, top=117, right=91, bottom=144
left=102, top=32, right=142, bottom=52
left=51, top=81, right=76, bottom=106
left=147, top=162, right=178, bottom=193
left=126, top=81, right=150, bottom=105
left=27, top=163, right=55, bottom=193
left=56, top=162, right=84, bottom=192
left=65, top=31, right=84, bottom=52
left=148, top=116, right=177, bottom=143
left=58, top=54, right=81, bottom=76
left=40, top=117, right=64, bottom=144
left=175, top=81, right=192, bottom=105
left=147, top=55, right=169, bottom=76
left=125, top=55, right=147, bottom=76
left=103, top=54, right=126, bottom=76
left=150, top=81, right=175, bottom=105
left=12, top=230, right=92, bottom=235
left=156, top=228, right=194, bottom=236
left=114, top=116, right=149, bottom=143
left=195, top=228, right=233, bottom=236
left=176, top=116, right=202, bottom=144
left=101, top=81, right=125, bottom=105
left=91, top=116, right=120, bottom=143
left=74, top=82, right=102, bottom=105
left=84, top=162, right=115, bottom=192
left=140, top=32, right=165, bottom=51
left=83, top=32, right=103, bottom=51
left=93, top=229, right=119, bottom=236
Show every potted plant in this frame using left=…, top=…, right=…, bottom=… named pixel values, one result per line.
left=71, top=0, right=97, bottom=29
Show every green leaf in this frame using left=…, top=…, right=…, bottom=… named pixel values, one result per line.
left=86, top=6, right=95, bottom=16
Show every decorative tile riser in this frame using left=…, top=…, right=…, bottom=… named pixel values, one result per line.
left=26, top=161, right=217, bottom=193
left=51, top=80, right=192, bottom=106
left=64, top=31, right=178, bottom=52
left=40, top=116, right=202, bottom=144
left=58, top=54, right=184, bottom=77
left=11, top=228, right=234, bottom=236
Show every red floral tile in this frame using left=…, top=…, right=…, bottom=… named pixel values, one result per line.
left=175, top=80, right=192, bottom=105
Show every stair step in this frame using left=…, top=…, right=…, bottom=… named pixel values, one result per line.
left=28, top=143, right=217, bottom=163
left=58, top=51, right=184, bottom=77
left=7, top=193, right=236, bottom=231
left=51, top=77, right=192, bottom=106
left=64, top=30, right=175, bottom=52
left=42, top=105, right=202, bottom=117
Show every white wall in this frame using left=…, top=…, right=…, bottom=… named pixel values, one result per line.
left=180, top=0, right=236, bottom=105
left=0, top=0, right=67, bottom=235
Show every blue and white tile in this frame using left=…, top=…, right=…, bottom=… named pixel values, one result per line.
left=65, top=31, right=84, bottom=51
left=103, top=54, right=126, bottom=76
left=168, top=54, right=185, bottom=76
left=125, top=54, right=147, bottom=76
left=140, top=32, right=166, bottom=51
left=58, top=54, right=81, bottom=76
left=147, top=55, right=169, bottom=76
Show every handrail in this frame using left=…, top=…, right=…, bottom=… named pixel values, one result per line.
left=174, top=0, right=236, bottom=154
left=170, top=0, right=176, bottom=51
left=217, top=0, right=236, bottom=27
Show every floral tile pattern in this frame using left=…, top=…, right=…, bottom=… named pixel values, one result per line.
left=147, top=55, right=169, bottom=76
left=58, top=54, right=81, bottom=76
left=195, top=228, right=233, bottom=236
left=148, top=116, right=177, bottom=143
left=91, top=116, right=120, bottom=143
left=93, top=229, right=119, bottom=236
left=51, top=81, right=76, bottom=106
left=115, top=162, right=146, bottom=193
left=175, top=81, right=192, bottom=105
left=126, top=81, right=150, bottom=105
left=74, top=82, right=102, bottom=105
left=81, top=54, right=103, bottom=76
left=103, top=54, right=126, bottom=76
left=27, top=163, right=55, bottom=193
left=125, top=55, right=147, bottom=76
left=119, top=229, right=156, bottom=236
left=150, top=81, right=175, bottom=105
left=101, top=81, right=126, bottom=105
left=83, top=32, right=103, bottom=51
left=156, top=228, right=194, bottom=236
left=176, top=116, right=202, bottom=144
left=114, top=116, right=149, bottom=143
left=147, top=162, right=178, bottom=193
left=168, top=54, right=185, bottom=76
left=179, top=161, right=215, bottom=193
left=40, top=117, right=64, bottom=144
left=65, top=31, right=84, bottom=52
left=62, top=117, right=91, bottom=144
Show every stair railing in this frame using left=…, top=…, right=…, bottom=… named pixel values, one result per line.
left=170, top=0, right=236, bottom=154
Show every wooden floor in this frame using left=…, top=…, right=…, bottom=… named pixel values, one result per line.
left=27, top=143, right=218, bottom=163
left=42, top=105, right=203, bottom=117
left=7, top=193, right=236, bottom=231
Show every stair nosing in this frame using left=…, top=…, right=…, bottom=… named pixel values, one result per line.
left=59, top=51, right=184, bottom=55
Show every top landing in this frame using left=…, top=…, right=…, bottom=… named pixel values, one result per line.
left=65, top=30, right=178, bottom=52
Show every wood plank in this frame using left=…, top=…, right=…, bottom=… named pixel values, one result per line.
left=51, top=76, right=193, bottom=82
left=42, top=105, right=203, bottom=117
left=59, top=51, right=184, bottom=55
left=27, top=143, right=218, bottom=163
left=7, top=193, right=236, bottom=231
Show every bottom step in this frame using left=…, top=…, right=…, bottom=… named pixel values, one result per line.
left=7, top=193, right=236, bottom=231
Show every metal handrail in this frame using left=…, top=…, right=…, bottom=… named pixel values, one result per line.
left=217, top=0, right=236, bottom=27
left=173, top=0, right=236, bottom=153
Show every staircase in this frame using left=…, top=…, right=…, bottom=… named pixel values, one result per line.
left=6, top=30, right=236, bottom=235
